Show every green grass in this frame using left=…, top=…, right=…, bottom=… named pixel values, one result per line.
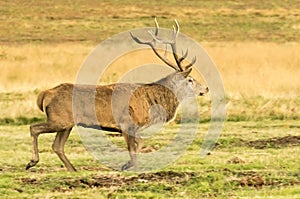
left=1, top=120, right=300, bottom=198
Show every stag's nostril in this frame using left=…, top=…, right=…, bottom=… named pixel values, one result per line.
left=206, top=87, right=209, bottom=92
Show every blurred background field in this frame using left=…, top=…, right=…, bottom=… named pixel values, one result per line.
left=0, top=0, right=300, bottom=198
left=1, top=0, right=299, bottom=44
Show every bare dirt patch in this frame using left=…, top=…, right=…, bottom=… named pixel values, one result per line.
left=247, top=135, right=300, bottom=149
left=217, top=135, right=300, bottom=149
left=19, top=171, right=196, bottom=192
left=226, top=169, right=300, bottom=188
left=20, top=169, right=300, bottom=192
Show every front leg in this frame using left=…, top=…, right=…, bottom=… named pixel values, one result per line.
left=121, top=132, right=138, bottom=171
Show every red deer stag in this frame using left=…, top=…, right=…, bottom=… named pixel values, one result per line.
left=26, top=18, right=209, bottom=171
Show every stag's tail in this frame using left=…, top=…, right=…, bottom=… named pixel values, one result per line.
left=36, top=91, right=46, bottom=112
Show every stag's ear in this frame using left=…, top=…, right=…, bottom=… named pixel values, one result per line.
left=179, top=68, right=192, bottom=78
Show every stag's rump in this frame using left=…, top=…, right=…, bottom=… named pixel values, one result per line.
left=37, top=83, right=118, bottom=130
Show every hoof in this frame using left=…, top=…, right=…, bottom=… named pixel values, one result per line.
left=121, top=164, right=129, bottom=171
left=25, top=160, right=38, bottom=170
left=121, top=161, right=132, bottom=171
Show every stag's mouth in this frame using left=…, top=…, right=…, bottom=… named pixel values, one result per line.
left=199, top=87, right=209, bottom=96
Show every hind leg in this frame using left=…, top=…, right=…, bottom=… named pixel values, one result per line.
left=26, top=122, right=61, bottom=170
left=52, top=128, right=76, bottom=172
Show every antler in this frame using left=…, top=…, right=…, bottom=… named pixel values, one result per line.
left=130, top=18, right=196, bottom=72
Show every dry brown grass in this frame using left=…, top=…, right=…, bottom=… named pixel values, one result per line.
left=205, top=42, right=300, bottom=98
left=0, top=43, right=92, bottom=91
left=1, top=42, right=299, bottom=98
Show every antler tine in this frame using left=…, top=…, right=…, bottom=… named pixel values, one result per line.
left=184, top=56, right=197, bottom=70
left=172, top=19, right=180, bottom=41
left=154, top=17, right=159, bottom=36
left=179, top=49, right=188, bottom=63
left=130, top=32, right=145, bottom=45
left=169, top=19, right=184, bottom=71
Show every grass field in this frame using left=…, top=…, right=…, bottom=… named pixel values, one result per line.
left=1, top=0, right=300, bottom=198
left=1, top=121, right=300, bottom=198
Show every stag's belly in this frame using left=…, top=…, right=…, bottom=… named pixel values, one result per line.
left=71, top=84, right=122, bottom=131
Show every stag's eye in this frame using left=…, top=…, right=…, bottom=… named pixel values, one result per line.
left=188, top=78, right=193, bottom=83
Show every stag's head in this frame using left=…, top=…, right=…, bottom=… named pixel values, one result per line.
left=156, top=68, right=209, bottom=101
left=130, top=18, right=209, bottom=100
